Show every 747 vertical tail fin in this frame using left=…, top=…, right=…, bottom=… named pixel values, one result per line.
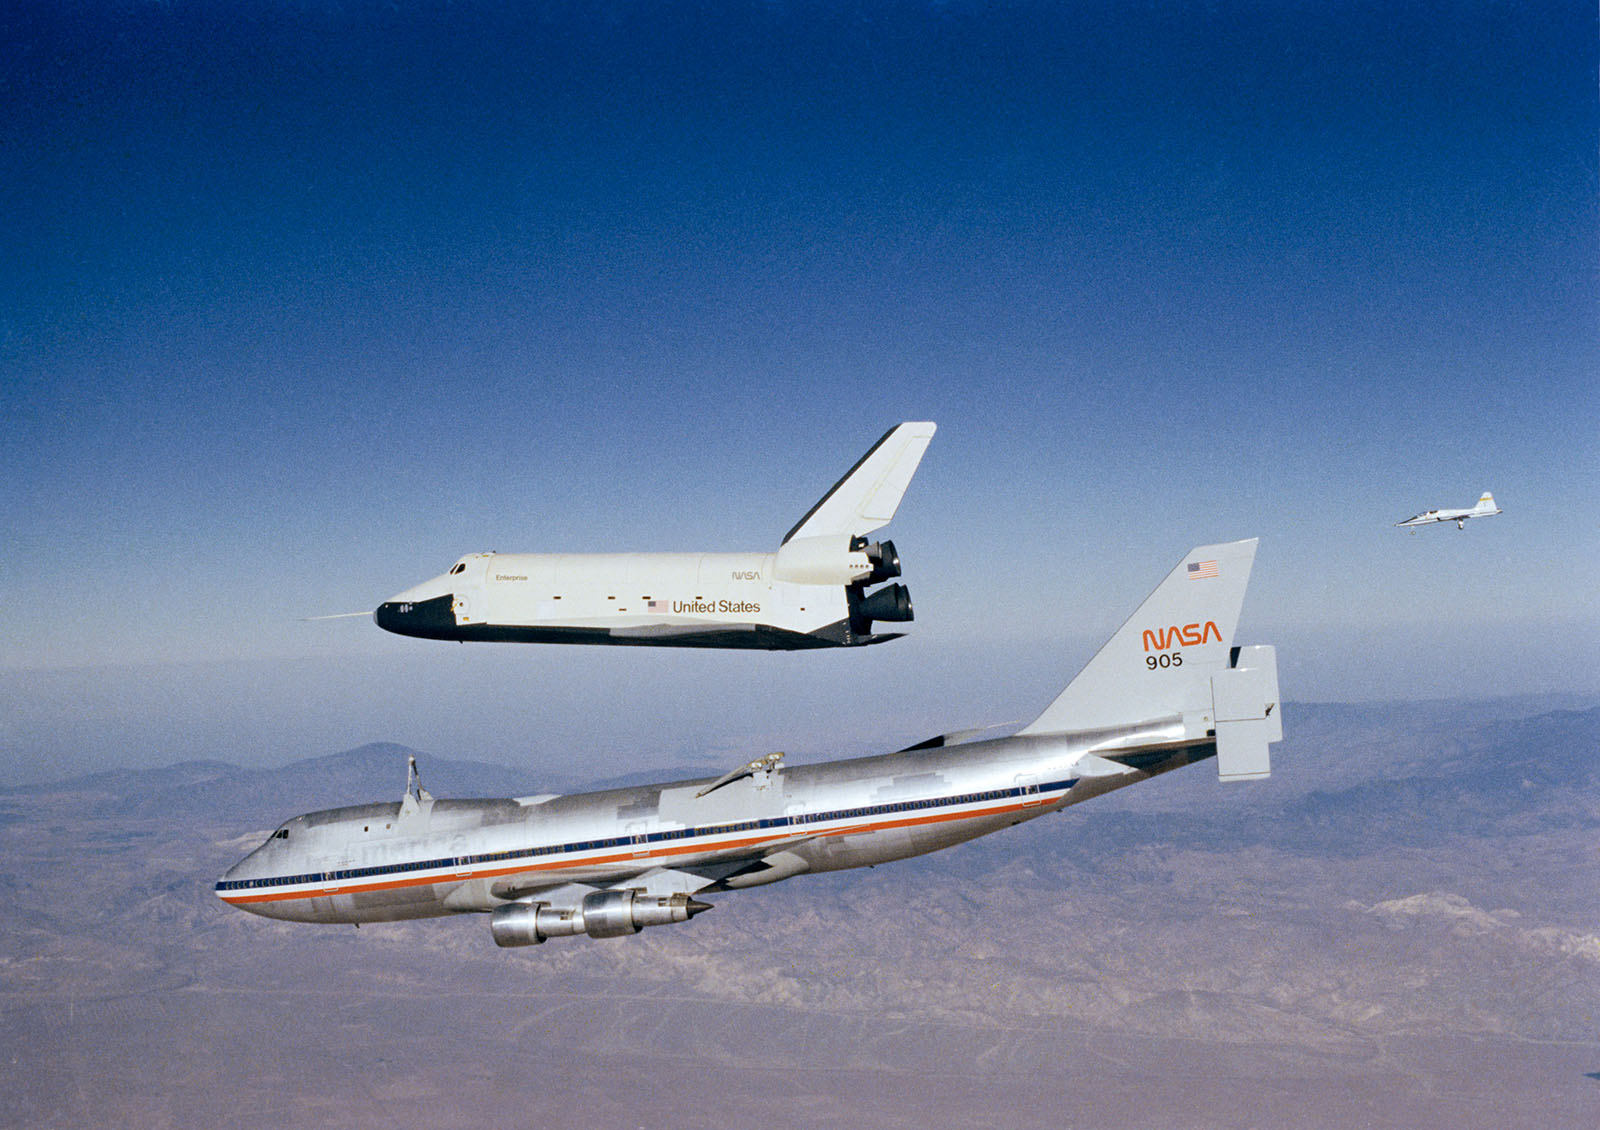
left=1021, top=539, right=1280, bottom=780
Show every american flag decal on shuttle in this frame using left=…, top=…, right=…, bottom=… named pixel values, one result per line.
left=1187, top=560, right=1218, bottom=580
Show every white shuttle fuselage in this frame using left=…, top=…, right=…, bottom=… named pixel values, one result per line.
left=375, top=423, right=934, bottom=649
left=222, top=539, right=1283, bottom=947
left=380, top=546, right=892, bottom=649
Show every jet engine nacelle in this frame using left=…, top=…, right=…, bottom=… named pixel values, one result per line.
left=489, top=890, right=710, bottom=946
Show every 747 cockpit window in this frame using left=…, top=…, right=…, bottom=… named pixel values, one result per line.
left=449, top=562, right=466, bottom=575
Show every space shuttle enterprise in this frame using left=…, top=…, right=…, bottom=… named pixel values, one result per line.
left=375, top=422, right=936, bottom=649
left=219, top=538, right=1282, bottom=948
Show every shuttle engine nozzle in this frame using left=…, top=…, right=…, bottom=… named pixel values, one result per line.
left=849, top=581, right=914, bottom=636
left=862, top=539, right=901, bottom=584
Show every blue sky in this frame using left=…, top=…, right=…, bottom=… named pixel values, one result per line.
left=2, top=2, right=1595, bottom=782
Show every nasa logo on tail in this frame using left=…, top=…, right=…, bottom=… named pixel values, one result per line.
left=1141, top=622, right=1222, bottom=651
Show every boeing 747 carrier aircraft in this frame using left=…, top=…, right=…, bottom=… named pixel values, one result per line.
left=221, top=539, right=1282, bottom=947
left=372, top=422, right=935, bottom=649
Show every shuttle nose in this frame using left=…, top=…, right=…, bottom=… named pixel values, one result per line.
left=374, top=593, right=459, bottom=639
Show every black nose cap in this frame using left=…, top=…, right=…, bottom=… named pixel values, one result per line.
left=374, top=593, right=458, bottom=639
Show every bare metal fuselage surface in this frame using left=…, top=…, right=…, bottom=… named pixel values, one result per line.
left=218, top=724, right=1207, bottom=926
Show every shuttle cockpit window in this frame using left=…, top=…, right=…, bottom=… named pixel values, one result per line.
left=450, top=562, right=466, bottom=575
left=273, top=827, right=289, bottom=840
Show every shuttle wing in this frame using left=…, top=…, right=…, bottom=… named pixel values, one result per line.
left=607, top=622, right=754, bottom=639
left=782, top=422, right=936, bottom=544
